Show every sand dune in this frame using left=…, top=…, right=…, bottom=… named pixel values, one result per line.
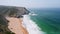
left=6, top=17, right=28, bottom=34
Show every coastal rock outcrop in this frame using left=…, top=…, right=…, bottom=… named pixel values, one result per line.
left=0, top=15, right=15, bottom=34
left=0, top=5, right=29, bottom=34
left=0, top=5, right=29, bottom=17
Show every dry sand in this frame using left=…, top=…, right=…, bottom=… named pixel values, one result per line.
left=6, top=17, right=28, bottom=34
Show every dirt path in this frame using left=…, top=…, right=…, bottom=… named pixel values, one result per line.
left=6, top=17, right=28, bottom=34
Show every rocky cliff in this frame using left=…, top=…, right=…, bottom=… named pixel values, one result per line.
left=0, top=5, right=29, bottom=17
left=0, top=15, right=15, bottom=34
left=0, top=5, right=29, bottom=34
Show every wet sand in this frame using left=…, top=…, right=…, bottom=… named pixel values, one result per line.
left=6, top=17, right=28, bottom=34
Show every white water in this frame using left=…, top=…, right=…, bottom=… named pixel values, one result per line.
left=29, top=13, right=37, bottom=16
left=22, top=15, right=45, bottom=34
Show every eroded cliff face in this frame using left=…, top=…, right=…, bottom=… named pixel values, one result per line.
left=0, top=5, right=29, bottom=17
left=0, top=5, right=29, bottom=34
left=0, top=15, right=15, bottom=34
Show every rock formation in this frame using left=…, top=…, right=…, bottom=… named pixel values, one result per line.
left=0, top=5, right=29, bottom=17
left=0, top=5, right=29, bottom=34
left=0, top=15, right=15, bottom=34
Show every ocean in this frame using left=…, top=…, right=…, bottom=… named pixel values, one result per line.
left=22, top=8, right=60, bottom=34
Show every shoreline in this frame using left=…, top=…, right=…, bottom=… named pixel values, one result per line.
left=6, top=17, right=29, bottom=34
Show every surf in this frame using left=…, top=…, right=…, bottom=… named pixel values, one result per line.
left=22, top=13, right=45, bottom=34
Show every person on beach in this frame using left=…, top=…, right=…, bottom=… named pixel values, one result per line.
left=0, top=7, right=29, bottom=34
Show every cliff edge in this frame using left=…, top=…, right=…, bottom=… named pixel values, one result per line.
left=0, top=5, right=30, bottom=17
left=0, top=5, right=29, bottom=34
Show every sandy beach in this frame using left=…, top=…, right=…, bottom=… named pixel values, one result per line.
left=6, top=17, right=28, bottom=34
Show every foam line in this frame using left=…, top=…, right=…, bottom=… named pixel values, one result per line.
left=22, top=15, right=45, bottom=34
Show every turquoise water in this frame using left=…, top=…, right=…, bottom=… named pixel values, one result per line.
left=29, top=8, right=60, bottom=34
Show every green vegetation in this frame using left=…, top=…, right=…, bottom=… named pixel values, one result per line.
left=6, top=31, right=15, bottom=34
left=0, top=15, right=15, bottom=34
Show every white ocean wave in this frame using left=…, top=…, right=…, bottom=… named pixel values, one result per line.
left=29, top=13, right=37, bottom=16
left=22, top=15, right=45, bottom=34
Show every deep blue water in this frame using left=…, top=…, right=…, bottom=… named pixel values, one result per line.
left=28, top=8, right=60, bottom=34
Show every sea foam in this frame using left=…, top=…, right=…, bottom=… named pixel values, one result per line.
left=22, top=14, right=45, bottom=34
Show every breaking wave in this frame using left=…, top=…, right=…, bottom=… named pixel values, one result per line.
left=22, top=13, right=45, bottom=34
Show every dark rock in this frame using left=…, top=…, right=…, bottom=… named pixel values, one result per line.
left=0, top=5, right=30, bottom=17
left=17, top=15, right=23, bottom=18
left=0, top=15, right=15, bottom=34
left=0, top=6, right=29, bottom=34
left=0, top=29, right=3, bottom=32
left=0, top=5, right=30, bottom=34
